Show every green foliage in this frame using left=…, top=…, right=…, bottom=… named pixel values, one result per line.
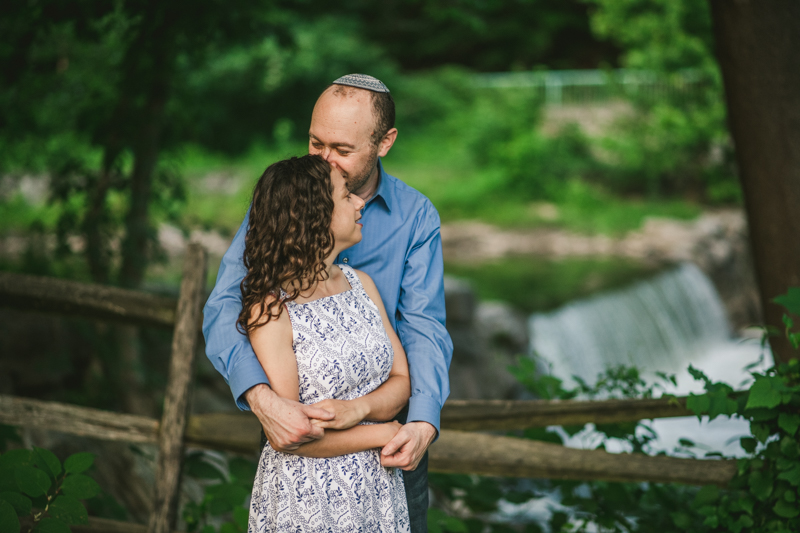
left=182, top=452, right=257, bottom=533
left=0, top=444, right=99, bottom=533
left=583, top=0, right=739, bottom=202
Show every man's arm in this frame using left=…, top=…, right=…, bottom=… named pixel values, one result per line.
left=202, top=210, right=332, bottom=449
left=203, top=209, right=269, bottom=409
left=381, top=201, right=453, bottom=470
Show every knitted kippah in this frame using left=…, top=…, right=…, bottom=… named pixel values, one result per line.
left=332, top=73, right=390, bottom=93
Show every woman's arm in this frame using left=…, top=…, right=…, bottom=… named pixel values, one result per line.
left=312, top=270, right=411, bottom=430
left=249, top=297, right=404, bottom=458
left=285, top=421, right=401, bottom=458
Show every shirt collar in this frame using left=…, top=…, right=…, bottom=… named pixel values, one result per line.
left=369, top=158, right=393, bottom=212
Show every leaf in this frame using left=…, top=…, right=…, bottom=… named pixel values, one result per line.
left=184, top=457, right=225, bottom=481
left=32, top=448, right=62, bottom=482
left=686, top=393, right=709, bottom=418
left=749, top=470, right=773, bottom=501
left=229, top=458, right=257, bottom=486
left=48, top=495, right=88, bottom=525
left=0, top=499, right=20, bottom=533
left=670, top=511, right=691, bottom=528
left=219, top=522, right=239, bottom=533
left=780, top=436, right=799, bottom=459
left=740, top=437, right=757, bottom=454
left=773, top=499, right=800, bottom=518
left=206, top=483, right=249, bottom=508
left=751, top=422, right=771, bottom=444
left=60, top=474, right=100, bottom=500
left=777, top=464, right=800, bottom=486
left=0, top=491, right=32, bottom=516
left=773, top=288, right=800, bottom=316
left=746, top=378, right=782, bottom=410
left=64, top=453, right=94, bottom=475
left=0, top=450, right=32, bottom=470
left=693, top=485, right=719, bottom=506
left=15, top=466, right=51, bottom=497
left=34, top=517, right=71, bottom=533
left=778, top=413, right=800, bottom=436
left=232, top=506, right=249, bottom=531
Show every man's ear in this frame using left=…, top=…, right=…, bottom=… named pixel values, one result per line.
left=377, top=128, right=398, bottom=158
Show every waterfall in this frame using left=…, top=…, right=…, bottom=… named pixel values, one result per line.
left=528, top=263, right=732, bottom=385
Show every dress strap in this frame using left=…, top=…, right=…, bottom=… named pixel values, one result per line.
left=339, top=264, right=363, bottom=291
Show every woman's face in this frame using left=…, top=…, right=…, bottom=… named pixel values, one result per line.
left=329, top=168, right=365, bottom=250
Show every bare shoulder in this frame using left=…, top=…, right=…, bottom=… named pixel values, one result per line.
left=247, top=294, right=292, bottom=342
left=353, top=269, right=386, bottom=308
left=353, top=269, right=377, bottom=292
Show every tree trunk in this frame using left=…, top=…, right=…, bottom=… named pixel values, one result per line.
left=709, top=0, right=800, bottom=363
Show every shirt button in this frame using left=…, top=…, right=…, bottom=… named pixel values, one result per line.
left=342, top=258, right=348, bottom=264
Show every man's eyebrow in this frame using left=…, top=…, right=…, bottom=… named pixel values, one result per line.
left=308, top=134, right=356, bottom=149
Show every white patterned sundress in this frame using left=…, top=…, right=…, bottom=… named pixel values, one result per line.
left=248, top=265, right=410, bottom=533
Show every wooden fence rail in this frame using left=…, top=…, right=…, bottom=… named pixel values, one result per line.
left=0, top=270, right=176, bottom=328
left=0, top=262, right=739, bottom=533
left=0, top=394, right=736, bottom=487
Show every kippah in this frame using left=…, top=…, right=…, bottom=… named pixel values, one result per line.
left=332, top=73, right=390, bottom=93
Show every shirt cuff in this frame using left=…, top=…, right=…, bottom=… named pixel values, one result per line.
left=407, top=394, right=442, bottom=439
left=229, top=357, right=270, bottom=411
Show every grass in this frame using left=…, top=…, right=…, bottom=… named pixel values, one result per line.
left=444, top=255, right=658, bottom=314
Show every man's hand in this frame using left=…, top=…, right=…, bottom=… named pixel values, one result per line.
left=309, top=398, right=368, bottom=431
left=245, top=384, right=334, bottom=452
left=380, top=421, right=437, bottom=471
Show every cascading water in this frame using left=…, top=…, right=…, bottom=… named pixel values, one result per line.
left=527, top=261, right=768, bottom=456
left=529, top=263, right=733, bottom=386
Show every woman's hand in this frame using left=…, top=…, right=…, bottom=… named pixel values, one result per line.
left=310, top=398, right=369, bottom=430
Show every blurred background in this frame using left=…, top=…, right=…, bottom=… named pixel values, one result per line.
left=0, top=0, right=783, bottom=529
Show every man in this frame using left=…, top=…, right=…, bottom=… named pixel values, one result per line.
left=203, top=73, right=452, bottom=532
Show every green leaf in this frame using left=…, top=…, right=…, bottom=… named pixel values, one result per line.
left=0, top=499, right=20, bottom=533
left=60, top=474, right=100, bottom=500
left=229, top=458, right=257, bottom=486
left=15, top=466, right=51, bottom=497
left=48, top=494, right=89, bottom=525
left=749, top=470, right=774, bottom=501
left=0, top=450, right=32, bottom=470
left=206, top=483, right=249, bottom=508
left=32, top=448, right=61, bottom=482
left=740, top=437, right=757, bottom=454
left=64, top=453, right=94, bottom=475
left=219, top=522, right=239, bottom=533
left=780, top=436, right=799, bottom=459
left=686, top=393, right=710, bottom=418
left=773, top=288, right=800, bottom=316
left=702, top=514, right=718, bottom=528
left=670, top=511, right=691, bottom=528
left=0, top=491, right=32, bottom=516
left=778, top=413, right=800, bottom=436
left=233, top=506, right=249, bottom=530
left=34, top=517, right=71, bottom=533
left=693, top=485, right=719, bottom=506
left=773, top=498, right=800, bottom=518
left=785, top=490, right=796, bottom=502
left=751, top=422, right=771, bottom=444
left=777, top=464, right=800, bottom=486
left=746, top=378, right=782, bottom=410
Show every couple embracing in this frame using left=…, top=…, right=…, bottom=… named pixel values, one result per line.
left=203, top=74, right=453, bottom=532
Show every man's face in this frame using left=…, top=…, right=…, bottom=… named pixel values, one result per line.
left=308, top=88, right=379, bottom=195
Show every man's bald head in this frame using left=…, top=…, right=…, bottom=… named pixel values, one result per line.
left=321, top=84, right=395, bottom=147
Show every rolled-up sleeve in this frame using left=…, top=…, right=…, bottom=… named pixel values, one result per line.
left=202, top=209, right=269, bottom=411
left=395, top=202, right=453, bottom=436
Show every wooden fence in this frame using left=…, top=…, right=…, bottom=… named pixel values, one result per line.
left=0, top=260, right=738, bottom=532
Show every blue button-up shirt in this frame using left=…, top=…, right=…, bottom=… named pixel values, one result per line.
left=202, top=159, right=453, bottom=432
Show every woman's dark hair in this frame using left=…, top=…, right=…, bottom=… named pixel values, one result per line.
left=237, top=155, right=334, bottom=335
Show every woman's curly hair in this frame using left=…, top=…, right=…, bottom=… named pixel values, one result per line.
left=237, top=155, right=335, bottom=335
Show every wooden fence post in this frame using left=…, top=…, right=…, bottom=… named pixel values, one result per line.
left=148, top=243, right=207, bottom=533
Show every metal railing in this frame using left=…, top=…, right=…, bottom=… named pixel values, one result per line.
left=473, top=69, right=705, bottom=105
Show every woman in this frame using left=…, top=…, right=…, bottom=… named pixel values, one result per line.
left=238, top=155, right=411, bottom=532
